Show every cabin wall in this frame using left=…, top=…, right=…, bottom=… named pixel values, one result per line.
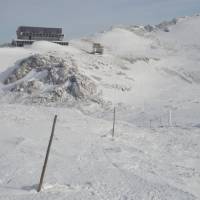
left=17, top=34, right=63, bottom=41
left=16, top=26, right=64, bottom=41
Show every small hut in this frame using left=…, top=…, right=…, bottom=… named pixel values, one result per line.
left=92, top=43, right=104, bottom=54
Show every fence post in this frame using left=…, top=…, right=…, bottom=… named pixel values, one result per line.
left=169, top=110, right=172, bottom=126
left=150, top=119, right=152, bottom=129
left=159, top=117, right=163, bottom=128
left=37, top=115, right=57, bottom=192
left=168, top=110, right=172, bottom=127
left=112, top=107, right=116, bottom=138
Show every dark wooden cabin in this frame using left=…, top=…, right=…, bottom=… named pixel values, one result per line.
left=92, top=43, right=104, bottom=54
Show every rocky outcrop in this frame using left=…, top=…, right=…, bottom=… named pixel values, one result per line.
left=3, top=54, right=101, bottom=104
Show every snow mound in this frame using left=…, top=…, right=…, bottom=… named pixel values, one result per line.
left=94, top=28, right=153, bottom=57
left=29, top=41, right=81, bottom=55
left=2, top=54, right=101, bottom=104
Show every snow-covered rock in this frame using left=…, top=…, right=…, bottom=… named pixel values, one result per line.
left=2, top=54, right=100, bottom=104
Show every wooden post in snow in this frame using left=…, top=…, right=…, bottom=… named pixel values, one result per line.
left=112, top=107, right=116, bottom=138
left=150, top=119, right=152, bottom=129
left=159, top=117, right=163, bottom=128
left=37, top=115, right=57, bottom=192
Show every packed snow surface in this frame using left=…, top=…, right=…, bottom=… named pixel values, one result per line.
left=0, top=15, right=200, bottom=200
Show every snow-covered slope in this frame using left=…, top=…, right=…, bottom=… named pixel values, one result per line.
left=0, top=15, right=200, bottom=200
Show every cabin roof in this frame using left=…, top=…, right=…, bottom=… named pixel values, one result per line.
left=17, top=26, right=62, bottom=34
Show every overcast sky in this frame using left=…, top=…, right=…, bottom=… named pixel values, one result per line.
left=0, top=0, right=200, bottom=43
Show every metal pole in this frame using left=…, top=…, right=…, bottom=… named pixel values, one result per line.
left=169, top=110, right=172, bottom=127
left=112, top=107, right=116, bottom=137
left=37, top=115, right=57, bottom=192
left=168, top=110, right=172, bottom=127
